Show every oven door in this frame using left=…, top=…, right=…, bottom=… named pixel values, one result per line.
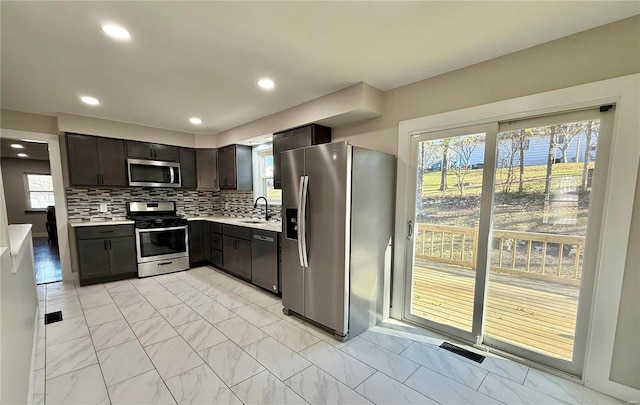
left=136, top=226, right=188, bottom=263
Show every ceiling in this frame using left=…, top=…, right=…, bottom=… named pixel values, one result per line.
left=1, top=2, right=638, bottom=135
left=0, top=138, right=50, bottom=161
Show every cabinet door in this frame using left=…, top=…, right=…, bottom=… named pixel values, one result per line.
left=196, top=149, right=219, bottom=190
left=203, top=224, right=212, bottom=263
left=179, top=148, right=197, bottom=189
left=219, top=146, right=236, bottom=190
left=78, top=239, right=110, bottom=279
left=108, top=237, right=137, bottom=274
left=126, top=141, right=154, bottom=159
left=290, top=126, right=313, bottom=149
left=273, top=133, right=290, bottom=190
left=188, top=222, right=204, bottom=263
left=67, top=134, right=100, bottom=186
left=217, top=148, right=228, bottom=188
left=222, top=235, right=238, bottom=274
left=97, top=137, right=126, bottom=186
left=236, top=145, right=252, bottom=191
left=153, top=144, right=178, bottom=162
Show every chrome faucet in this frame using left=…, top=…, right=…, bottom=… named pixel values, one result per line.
left=254, top=196, right=271, bottom=221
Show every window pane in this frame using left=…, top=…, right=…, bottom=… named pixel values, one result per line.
left=27, top=174, right=53, bottom=191
left=264, top=178, right=282, bottom=201
left=264, top=154, right=274, bottom=177
left=30, top=192, right=55, bottom=209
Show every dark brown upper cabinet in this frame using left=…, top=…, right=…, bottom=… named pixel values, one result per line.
left=218, top=144, right=252, bottom=191
left=126, top=140, right=178, bottom=161
left=66, top=133, right=127, bottom=187
left=178, top=147, right=197, bottom=189
left=272, top=124, right=331, bottom=189
left=196, top=148, right=219, bottom=190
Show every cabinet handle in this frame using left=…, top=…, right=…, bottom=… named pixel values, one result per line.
left=157, top=261, right=173, bottom=266
left=100, top=230, right=114, bottom=234
left=109, top=240, right=112, bottom=250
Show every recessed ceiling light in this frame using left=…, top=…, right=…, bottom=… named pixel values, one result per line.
left=189, top=117, right=202, bottom=125
left=10, top=144, right=24, bottom=149
left=17, top=153, right=28, bottom=158
left=81, top=96, right=100, bottom=106
left=257, top=78, right=275, bottom=90
left=101, top=24, right=131, bottom=40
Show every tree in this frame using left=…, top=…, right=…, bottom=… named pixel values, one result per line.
left=517, top=129, right=532, bottom=193
left=449, top=135, right=480, bottom=196
left=544, top=126, right=557, bottom=196
left=556, top=122, right=585, bottom=163
left=439, top=139, right=450, bottom=192
left=581, top=120, right=599, bottom=190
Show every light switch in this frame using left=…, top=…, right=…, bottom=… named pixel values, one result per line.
left=99, top=203, right=108, bottom=212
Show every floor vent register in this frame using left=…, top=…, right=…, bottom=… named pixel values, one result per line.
left=44, top=311, right=63, bottom=325
left=439, top=342, right=486, bottom=363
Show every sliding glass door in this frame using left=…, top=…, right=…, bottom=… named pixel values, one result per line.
left=403, top=107, right=613, bottom=375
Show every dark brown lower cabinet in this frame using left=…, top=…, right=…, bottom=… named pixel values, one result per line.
left=188, top=221, right=205, bottom=264
left=76, top=225, right=136, bottom=286
left=222, top=225, right=252, bottom=281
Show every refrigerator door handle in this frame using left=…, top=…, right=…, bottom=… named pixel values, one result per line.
left=300, top=175, right=309, bottom=268
left=297, top=176, right=305, bottom=267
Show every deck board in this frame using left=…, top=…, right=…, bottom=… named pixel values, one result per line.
left=411, top=263, right=579, bottom=361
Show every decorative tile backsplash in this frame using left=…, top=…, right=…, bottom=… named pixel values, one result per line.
left=219, top=190, right=281, bottom=221
left=65, top=187, right=281, bottom=222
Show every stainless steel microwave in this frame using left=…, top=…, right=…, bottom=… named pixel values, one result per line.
left=127, top=159, right=181, bottom=188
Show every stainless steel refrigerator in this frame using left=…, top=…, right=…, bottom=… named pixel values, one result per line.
left=281, top=141, right=395, bottom=341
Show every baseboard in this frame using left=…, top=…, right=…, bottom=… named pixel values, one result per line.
left=27, top=307, right=39, bottom=405
left=32, top=232, right=48, bottom=238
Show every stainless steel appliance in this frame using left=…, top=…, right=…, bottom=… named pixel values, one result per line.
left=127, top=159, right=181, bottom=188
left=281, top=141, right=395, bottom=340
left=126, top=201, right=189, bottom=277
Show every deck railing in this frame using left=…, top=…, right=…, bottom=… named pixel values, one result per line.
left=414, top=223, right=584, bottom=286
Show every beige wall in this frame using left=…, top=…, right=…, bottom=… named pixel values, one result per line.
left=610, top=161, right=640, bottom=390
left=0, top=110, right=57, bottom=135
left=332, top=15, right=640, bottom=155
left=0, top=158, right=51, bottom=236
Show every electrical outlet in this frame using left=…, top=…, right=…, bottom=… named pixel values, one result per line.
left=225, top=202, right=229, bottom=210
left=99, top=203, right=108, bottom=212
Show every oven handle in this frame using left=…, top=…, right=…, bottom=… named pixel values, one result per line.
left=136, top=225, right=187, bottom=233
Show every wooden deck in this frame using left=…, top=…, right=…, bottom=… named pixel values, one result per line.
left=411, top=262, right=579, bottom=361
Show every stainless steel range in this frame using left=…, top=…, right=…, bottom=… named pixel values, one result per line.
left=126, top=201, right=189, bottom=277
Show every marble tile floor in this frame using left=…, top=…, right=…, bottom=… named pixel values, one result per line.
left=33, top=266, right=627, bottom=405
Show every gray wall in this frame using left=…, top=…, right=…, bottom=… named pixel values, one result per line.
left=609, top=162, right=640, bottom=390
left=0, top=158, right=51, bottom=236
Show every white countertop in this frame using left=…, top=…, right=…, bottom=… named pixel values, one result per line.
left=68, top=217, right=281, bottom=232
left=189, top=216, right=282, bottom=233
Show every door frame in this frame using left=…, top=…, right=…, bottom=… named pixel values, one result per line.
left=402, top=123, right=498, bottom=345
left=392, top=74, right=639, bottom=397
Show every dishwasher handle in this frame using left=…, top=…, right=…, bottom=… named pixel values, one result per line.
left=253, top=234, right=274, bottom=242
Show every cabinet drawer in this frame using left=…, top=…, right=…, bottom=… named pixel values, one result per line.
left=77, top=225, right=134, bottom=240
left=223, top=224, right=251, bottom=240
left=212, top=249, right=223, bottom=267
left=210, top=222, right=222, bottom=234
left=211, top=232, right=223, bottom=250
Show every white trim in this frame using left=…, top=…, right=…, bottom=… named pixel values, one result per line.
left=394, top=74, right=640, bottom=402
left=0, top=128, right=74, bottom=283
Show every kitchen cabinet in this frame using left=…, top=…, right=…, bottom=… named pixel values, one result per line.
left=66, top=133, right=127, bottom=186
left=210, top=222, right=223, bottom=267
left=188, top=221, right=205, bottom=264
left=222, top=224, right=251, bottom=280
left=251, top=229, right=279, bottom=293
left=126, top=140, right=178, bottom=161
left=196, top=148, right=219, bottom=190
left=218, top=145, right=252, bottom=190
left=272, top=124, right=331, bottom=189
left=179, top=147, right=197, bottom=189
left=76, top=225, right=136, bottom=285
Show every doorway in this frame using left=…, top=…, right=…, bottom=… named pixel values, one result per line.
left=403, top=107, right=613, bottom=376
left=0, top=132, right=69, bottom=284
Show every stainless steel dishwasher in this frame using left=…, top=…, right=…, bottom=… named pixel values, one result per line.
left=251, top=229, right=279, bottom=293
